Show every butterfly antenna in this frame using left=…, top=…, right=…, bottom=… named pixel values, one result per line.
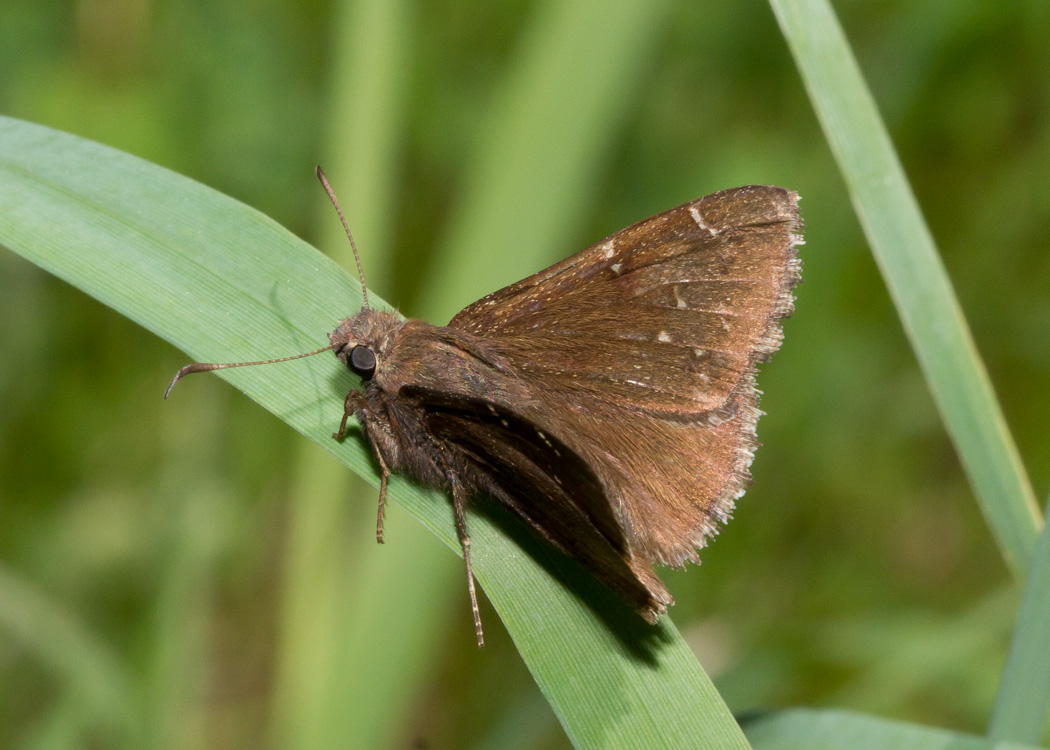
left=164, top=344, right=335, bottom=399
left=316, top=166, right=369, bottom=311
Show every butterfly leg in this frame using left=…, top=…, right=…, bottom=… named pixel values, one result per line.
left=332, top=389, right=358, bottom=441
left=331, top=390, right=393, bottom=544
left=374, top=449, right=390, bottom=544
left=450, top=479, right=484, bottom=649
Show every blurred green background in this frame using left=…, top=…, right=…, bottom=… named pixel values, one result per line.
left=2, top=1, right=1049, bottom=748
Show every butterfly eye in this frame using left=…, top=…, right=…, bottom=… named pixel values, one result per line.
left=349, top=345, right=377, bottom=380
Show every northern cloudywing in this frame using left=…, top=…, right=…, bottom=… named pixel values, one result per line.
left=167, top=168, right=803, bottom=647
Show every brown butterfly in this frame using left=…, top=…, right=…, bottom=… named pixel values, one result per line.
left=167, top=168, right=802, bottom=647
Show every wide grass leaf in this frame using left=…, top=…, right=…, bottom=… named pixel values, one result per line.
left=0, top=116, right=750, bottom=749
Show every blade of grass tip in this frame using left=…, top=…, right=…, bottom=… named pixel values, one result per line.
left=988, top=497, right=1050, bottom=744
left=0, top=564, right=137, bottom=739
left=270, top=2, right=451, bottom=749
left=768, top=0, right=1041, bottom=575
left=0, top=114, right=751, bottom=750
left=745, top=708, right=1042, bottom=750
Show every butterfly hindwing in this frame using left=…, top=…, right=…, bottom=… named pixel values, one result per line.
left=402, top=386, right=672, bottom=620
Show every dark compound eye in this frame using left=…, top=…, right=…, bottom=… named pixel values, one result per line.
left=348, top=345, right=377, bottom=380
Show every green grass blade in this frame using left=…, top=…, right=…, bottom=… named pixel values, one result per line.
left=768, top=0, right=1041, bottom=574
left=988, top=497, right=1050, bottom=743
left=745, top=708, right=1040, bottom=750
left=0, top=117, right=751, bottom=749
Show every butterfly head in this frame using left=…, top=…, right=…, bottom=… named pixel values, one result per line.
left=164, top=167, right=399, bottom=399
left=329, top=308, right=404, bottom=382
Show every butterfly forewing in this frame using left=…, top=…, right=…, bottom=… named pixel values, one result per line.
left=445, top=185, right=801, bottom=571
left=450, top=186, right=801, bottom=413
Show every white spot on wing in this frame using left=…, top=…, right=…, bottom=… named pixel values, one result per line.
left=601, top=240, right=615, bottom=259
left=657, top=331, right=672, bottom=343
left=689, top=205, right=719, bottom=236
left=610, top=263, right=623, bottom=275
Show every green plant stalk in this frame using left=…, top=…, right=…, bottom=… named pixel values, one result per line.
left=0, top=116, right=751, bottom=750
left=988, top=496, right=1050, bottom=744
left=769, top=0, right=1041, bottom=575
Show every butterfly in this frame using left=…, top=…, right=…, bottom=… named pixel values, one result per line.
left=167, top=168, right=803, bottom=647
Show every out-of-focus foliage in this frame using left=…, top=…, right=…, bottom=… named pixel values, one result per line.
left=1, top=1, right=1048, bottom=748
